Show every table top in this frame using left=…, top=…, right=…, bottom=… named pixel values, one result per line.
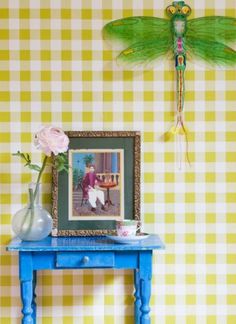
left=99, top=182, right=117, bottom=189
left=6, top=234, right=165, bottom=252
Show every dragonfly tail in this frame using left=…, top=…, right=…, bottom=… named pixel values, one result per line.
left=164, top=114, right=191, bottom=165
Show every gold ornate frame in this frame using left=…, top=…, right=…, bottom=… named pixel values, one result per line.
left=52, top=131, right=141, bottom=236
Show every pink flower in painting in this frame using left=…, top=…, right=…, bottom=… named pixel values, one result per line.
left=34, top=125, right=69, bottom=156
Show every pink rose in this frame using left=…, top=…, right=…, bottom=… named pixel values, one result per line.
left=34, top=125, right=69, bottom=156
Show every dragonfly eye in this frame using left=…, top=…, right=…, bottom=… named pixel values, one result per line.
left=166, top=5, right=176, bottom=16
left=181, top=6, right=191, bottom=16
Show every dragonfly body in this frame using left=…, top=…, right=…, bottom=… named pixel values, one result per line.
left=172, top=12, right=188, bottom=160
left=103, top=1, right=236, bottom=164
left=174, top=35, right=186, bottom=116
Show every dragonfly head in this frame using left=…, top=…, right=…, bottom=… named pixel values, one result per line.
left=166, top=1, right=191, bottom=17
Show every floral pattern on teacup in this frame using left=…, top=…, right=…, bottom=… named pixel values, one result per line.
left=116, top=224, right=137, bottom=237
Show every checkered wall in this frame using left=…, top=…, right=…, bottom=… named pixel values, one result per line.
left=0, top=0, right=236, bottom=323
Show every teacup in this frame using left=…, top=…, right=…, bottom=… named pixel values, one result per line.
left=116, top=220, right=141, bottom=237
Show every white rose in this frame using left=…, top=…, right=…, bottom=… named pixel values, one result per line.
left=34, top=125, right=69, bottom=156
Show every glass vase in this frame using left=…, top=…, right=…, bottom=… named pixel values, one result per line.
left=12, top=182, right=53, bottom=241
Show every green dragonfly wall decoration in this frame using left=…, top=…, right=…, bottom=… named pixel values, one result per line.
left=103, top=1, right=236, bottom=164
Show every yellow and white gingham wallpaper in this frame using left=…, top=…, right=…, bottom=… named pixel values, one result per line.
left=0, top=0, right=236, bottom=323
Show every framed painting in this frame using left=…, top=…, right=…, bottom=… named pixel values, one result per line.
left=52, top=131, right=141, bottom=236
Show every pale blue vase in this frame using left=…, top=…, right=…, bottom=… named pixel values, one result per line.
left=11, top=183, right=52, bottom=241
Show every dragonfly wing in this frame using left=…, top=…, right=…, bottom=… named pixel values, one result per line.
left=187, top=16, right=236, bottom=44
left=117, top=38, right=173, bottom=68
left=103, top=16, right=171, bottom=48
left=186, top=36, right=236, bottom=66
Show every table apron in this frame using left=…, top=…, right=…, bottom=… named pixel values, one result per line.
left=28, top=251, right=145, bottom=270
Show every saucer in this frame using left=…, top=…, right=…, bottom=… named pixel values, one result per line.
left=106, top=233, right=149, bottom=244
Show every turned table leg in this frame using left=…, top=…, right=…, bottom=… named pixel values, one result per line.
left=134, top=269, right=141, bottom=324
left=19, top=252, right=34, bottom=324
left=139, top=251, right=152, bottom=324
left=32, top=270, right=37, bottom=323
left=21, top=280, right=33, bottom=323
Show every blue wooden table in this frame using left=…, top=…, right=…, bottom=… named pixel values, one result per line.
left=6, top=234, right=164, bottom=324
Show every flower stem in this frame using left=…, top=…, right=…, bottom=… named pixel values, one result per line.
left=27, top=188, right=35, bottom=236
left=34, top=155, right=48, bottom=201
left=19, top=155, right=48, bottom=238
left=19, top=188, right=34, bottom=236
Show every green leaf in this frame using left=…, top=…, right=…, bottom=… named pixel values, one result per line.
left=25, top=153, right=31, bottom=163
left=54, top=153, right=69, bottom=173
left=57, top=163, right=69, bottom=173
left=56, top=163, right=65, bottom=172
left=63, top=164, right=69, bottom=172
left=12, top=151, right=31, bottom=163
left=13, top=151, right=42, bottom=173
left=27, top=164, right=41, bottom=172
left=58, top=153, right=68, bottom=162
left=12, top=151, right=25, bottom=158
left=56, top=155, right=66, bottom=163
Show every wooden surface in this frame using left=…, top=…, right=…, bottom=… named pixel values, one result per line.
left=6, top=234, right=165, bottom=324
left=7, top=234, right=165, bottom=251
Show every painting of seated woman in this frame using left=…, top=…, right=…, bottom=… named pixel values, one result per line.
left=69, top=149, right=124, bottom=220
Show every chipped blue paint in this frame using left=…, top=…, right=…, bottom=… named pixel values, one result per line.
left=7, top=234, right=165, bottom=251
left=6, top=234, right=164, bottom=324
